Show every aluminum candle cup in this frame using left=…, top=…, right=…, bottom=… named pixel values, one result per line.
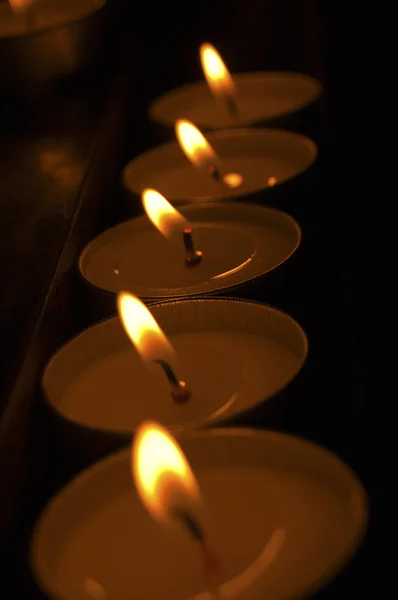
left=31, top=428, right=367, bottom=600
left=42, top=297, right=307, bottom=471
left=79, top=202, right=301, bottom=318
left=149, top=72, right=322, bottom=140
left=123, top=128, right=318, bottom=222
left=0, top=0, right=108, bottom=95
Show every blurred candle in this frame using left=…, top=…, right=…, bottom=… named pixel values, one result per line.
left=0, top=0, right=106, bottom=36
left=31, top=428, right=367, bottom=600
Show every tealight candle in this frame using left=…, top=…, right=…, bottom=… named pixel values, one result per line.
left=31, top=427, right=367, bottom=600
left=123, top=127, right=317, bottom=215
left=79, top=197, right=301, bottom=313
left=0, top=0, right=107, bottom=93
left=42, top=297, right=307, bottom=468
left=148, top=43, right=322, bottom=136
left=0, top=0, right=105, bottom=37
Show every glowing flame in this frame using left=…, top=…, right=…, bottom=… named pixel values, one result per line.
left=200, top=43, right=236, bottom=102
left=117, top=292, right=175, bottom=365
left=142, top=188, right=186, bottom=240
left=175, top=119, right=219, bottom=171
left=175, top=120, right=242, bottom=189
left=132, top=421, right=201, bottom=522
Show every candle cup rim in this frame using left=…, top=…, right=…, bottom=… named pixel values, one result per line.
left=0, top=0, right=107, bottom=41
left=41, top=296, right=308, bottom=437
left=78, top=201, right=302, bottom=299
left=123, top=127, right=318, bottom=202
left=30, top=427, right=368, bottom=600
left=148, top=71, right=323, bottom=128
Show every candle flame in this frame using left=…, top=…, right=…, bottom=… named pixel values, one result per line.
left=200, top=43, right=236, bottom=102
left=132, top=421, right=201, bottom=522
left=142, top=188, right=186, bottom=240
left=175, top=119, right=219, bottom=171
left=117, top=292, right=175, bottom=366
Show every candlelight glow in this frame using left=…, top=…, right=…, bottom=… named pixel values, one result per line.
left=175, top=119, right=219, bottom=170
left=268, top=177, right=277, bottom=187
left=224, top=173, right=243, bottom=189
left=132, top=421, right=200, bottom=522
left=142, top=188, right=186, bottom=240
left=9, top=0, right=35, bottom=12
left=175, top=120, right=242, bottom=188
left=117, top=292, right=174, bottom=364
left=200, top=43, right=236, bottom=101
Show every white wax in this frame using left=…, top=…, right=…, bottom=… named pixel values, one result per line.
left=123, top=129, right=317, bottom=202
left=32, top=431, right=367, bottom=600
left=80, top=203, right=300, bottom=299
left=0, top=0, right=105, bottom=37
left=55, top=331, right=300, bottom=431
left=43, top=299, right=307, bottom=434
left=149, top=72, right=322, bottom=130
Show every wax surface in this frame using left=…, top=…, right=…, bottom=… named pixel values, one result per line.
left=80, top=203, right=300, bottom=298
left=149, top=72, right=322, bottom=129
left=50, top=467, right=357, bottom=600
left=123, top=129, right=317, bottom=202
left=139, top=156, right=295, bottom=200
left=85, top=224, right=254, bottom=290
left=83, top=221, right=294, bottom=296
left=0, top=0, right=105, bottom=37
left=59, top=331, right=300, bottom=430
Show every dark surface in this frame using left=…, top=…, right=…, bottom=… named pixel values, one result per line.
left=0, top=4, right=135, bottom=596
left=0, top=0, right=128, bottom=410
left=0, top=84, right=107, bottom=407
left=0, top=0, right=381, bottom=597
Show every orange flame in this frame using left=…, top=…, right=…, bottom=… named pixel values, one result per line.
left=132, top=421, right=201, bottom=522
left=199, top=43, right=236, bottom=102
left=117, top=292, right=176, bottom=366
left=142, top=188, right=187, bottom=241
left=175, top=119, right=220, bottom=171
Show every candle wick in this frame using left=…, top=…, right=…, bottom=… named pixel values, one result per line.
left=172, top=508, right=219, bottom=571
left=225, top=95, right=238, bottom=116
left=152, top=359, right=191, bottom=404
left=172, top=507, right=205, bottom=543
left=183, top=227, right=203, bottom=268
left=207, top=165, right=223, bottom=183
left=172, top=508, right=221, bottom=598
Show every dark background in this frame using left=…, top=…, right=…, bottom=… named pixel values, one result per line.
left=0, top=0, right=383, bottom=596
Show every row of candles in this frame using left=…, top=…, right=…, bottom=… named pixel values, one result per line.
left=18, top=19, right=368, bottom=600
